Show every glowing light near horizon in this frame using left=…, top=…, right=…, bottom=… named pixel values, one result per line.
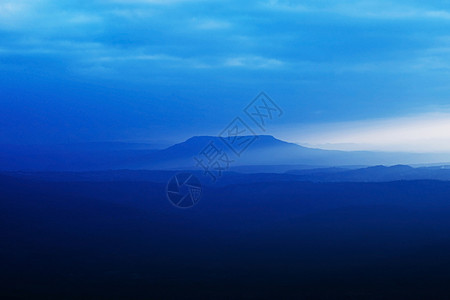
left=283, top=113, right=450, bottom=153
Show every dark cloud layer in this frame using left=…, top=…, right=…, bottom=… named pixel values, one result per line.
left=1, top=0, right=450, bottom=144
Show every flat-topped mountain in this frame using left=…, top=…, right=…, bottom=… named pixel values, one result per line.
left=142, top=135, right=450, bottom=169
left=1, top=136, right=450, bottom=171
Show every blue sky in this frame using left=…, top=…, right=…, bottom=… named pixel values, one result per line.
left=2, top=0, right=450, bottom=151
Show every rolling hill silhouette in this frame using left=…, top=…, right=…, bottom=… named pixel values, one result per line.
left=3, top=174, right=450, bottom=298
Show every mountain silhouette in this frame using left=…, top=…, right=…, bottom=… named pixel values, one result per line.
left=1, top=136, right=450, bottom=171
left=141, top=135, right=450, bottom=169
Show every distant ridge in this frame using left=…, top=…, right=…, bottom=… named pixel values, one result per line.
left=7, top=164, right=450, bottom=184
left=1, top=136, right=450, bottom=171
left=141, top=135, right=450, bottom=169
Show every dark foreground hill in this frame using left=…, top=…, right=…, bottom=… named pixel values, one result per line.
left=3, top=175, right=450, bottom=298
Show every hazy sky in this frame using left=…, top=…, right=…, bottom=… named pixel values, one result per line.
left=2, top=0, right=450, bottom=151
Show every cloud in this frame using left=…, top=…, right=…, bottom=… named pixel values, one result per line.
left=262, top=0, right=311, bottom=12
left=1, top=0, right=447, bottom=77
left=108, top=8, right=155, bottom=19
left=224, top=56, right=284, bottom=68
left=0, top=1, right=35, bottom=29
left=191, top=18, right=231, bottom=30
left=0, top=1, right=105, bottom=32
left=97, top=54, right=182, bottom=62
left=3, top=0, right=450, bottom=144
left=263, top=0, right=450, bottom=20
left=107, top=0, right=205, bottom=5
left=67, top=14, right=103, bottom=24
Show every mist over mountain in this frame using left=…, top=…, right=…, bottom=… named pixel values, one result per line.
left=118, top=135, right=450, bottom=169
left=7, top=165, right=450, bottom=187
left=0, top=142, right=159, bottom=171
left=2, top=135, right=450, bottom=171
